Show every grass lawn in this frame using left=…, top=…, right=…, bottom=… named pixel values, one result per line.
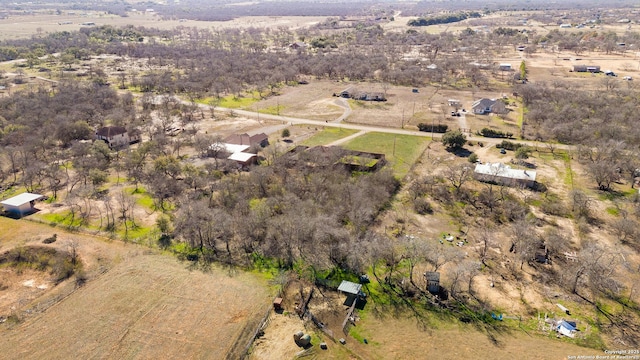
left=342, top=132, right=429, bottom=178
left=196, top=93, right=260, bottom=109
left=301, top=127, right=359, bottom=147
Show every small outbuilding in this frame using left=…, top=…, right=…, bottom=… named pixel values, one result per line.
left=338, top=280, right=363, bottom=296
left=425, top=272, right=440, bottom=295
left=1, top=192, right=44, bottom=217
left=273, top=297, right=283, bottom=311
left=557, top=320, right=577, bottom=338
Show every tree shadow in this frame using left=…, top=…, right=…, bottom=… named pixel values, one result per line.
left=446, top=147, right=473, bottom=158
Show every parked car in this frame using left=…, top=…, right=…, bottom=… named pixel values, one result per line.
left=623, top=76, right=633, bottom=81
left=500, top=148, right=507, bottom=154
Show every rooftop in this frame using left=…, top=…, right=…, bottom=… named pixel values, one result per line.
left=210, top=143, right=250, bottom=154
left=474, top=163, right=537, bottom=182
left=337, top=280, right=363, bottom=295
left=1, top=192, right=44, bottom=207
left=228, top=152, right=256, bottom=162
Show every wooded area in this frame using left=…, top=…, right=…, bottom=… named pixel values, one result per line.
left=1, top=5, right=640, bottom=349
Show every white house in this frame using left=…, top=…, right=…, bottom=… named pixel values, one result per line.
left=209, top=142, right=257, bottom=168
left=474, top=162, right=537, bottom=188
left=1, top=192, right=44, bottom=217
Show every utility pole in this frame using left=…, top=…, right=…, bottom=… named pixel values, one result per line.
left=393, top=135, right=397, bottom=156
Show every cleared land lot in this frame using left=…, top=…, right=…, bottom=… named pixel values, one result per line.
left=0, top=219, right=272, bottom=360
left=0, top=12, right=327, bottom=40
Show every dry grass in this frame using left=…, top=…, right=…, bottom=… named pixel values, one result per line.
left=0, top=218, right=273, bottom=360
left=0, top=12, right=327, bottom=40
left=352, top=313, right=602, bottom=360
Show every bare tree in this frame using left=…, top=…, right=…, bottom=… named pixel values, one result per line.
left=443, top=163, right=472, bottom=193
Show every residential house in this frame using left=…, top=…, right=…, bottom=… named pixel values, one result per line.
left=471, top=98, right=507, bottom=115
left=95, top=126, right=140, bottom=149
left=289, top=42, right=308, bottom=50
left=573, top=65, right=600, bottom=73
left=474, top=162, right=537, bottom=188
left=338, top=87, right=386, bottom=102
left=208, top=142, right=257, bottom=169
left=224, top=133, right=269, bottom=148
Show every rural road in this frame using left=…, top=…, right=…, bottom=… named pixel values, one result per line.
left=0, top=58, right=572, bottom=152
left=212, top=106, right=572, bottom=152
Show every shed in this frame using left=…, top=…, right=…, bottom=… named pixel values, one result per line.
left=1, top=192, right=44, bottom=217
left=338, top=280, right=362, bottom=295
left=273, top=297, right=283, bottom=311
left=425, top=272, right=440, bottom=294
left=557, top=321, right=577, bottom=338
left=556, top=303, right=571, bottom=315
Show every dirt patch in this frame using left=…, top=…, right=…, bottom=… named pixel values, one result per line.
left=250, top=313, right=307, bottom=360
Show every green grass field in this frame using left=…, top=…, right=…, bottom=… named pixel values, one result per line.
left=342, top=132, right=429, bottom=178
left=301, top=127, right=359, bottom=147
left=196, top=93, right=260, bottom=109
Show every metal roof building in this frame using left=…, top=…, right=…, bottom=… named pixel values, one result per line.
left=474, top=162, right=537, bottom=188
left=337, top=281, right=362, bottom=295
left=1, top=192, right=44, bottom=217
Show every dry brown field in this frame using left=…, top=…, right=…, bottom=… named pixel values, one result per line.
left=0, top=12, right=328, bottom=40
left=0, top=217, right=273, bottom=360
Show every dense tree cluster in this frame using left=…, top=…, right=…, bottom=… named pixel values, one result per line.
left=173, top=149, right=399, bottom=271
left=407, top=12, right=481, bottom=27
left=518, top=83, right=640, bottom=145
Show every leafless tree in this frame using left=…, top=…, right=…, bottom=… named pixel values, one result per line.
left=444, top=163, right=472, bottom=193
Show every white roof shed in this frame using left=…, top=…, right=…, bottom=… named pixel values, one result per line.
left=228, top=152, right=256, bottom=163
left=1, top=192, right=44, bottom=217
left=337, top=280, right=363, bottom=295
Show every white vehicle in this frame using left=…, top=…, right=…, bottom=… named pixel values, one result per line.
left=623, top=76, right=633, bottom=81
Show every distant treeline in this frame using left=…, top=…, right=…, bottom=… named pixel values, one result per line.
left=407, top=12, right=481, bottom=27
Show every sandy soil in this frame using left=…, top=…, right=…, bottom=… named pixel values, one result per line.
left=250, top=313, right=308, bottom=360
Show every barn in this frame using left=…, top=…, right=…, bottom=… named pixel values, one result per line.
left=1, top=192, right=44, bottom=217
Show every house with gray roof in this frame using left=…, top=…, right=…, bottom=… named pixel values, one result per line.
left=472, top=98, right=507, bottom=115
